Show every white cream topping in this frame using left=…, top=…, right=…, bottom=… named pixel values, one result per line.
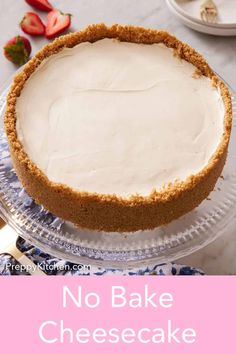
left=16, top=39, right=224, bottom=197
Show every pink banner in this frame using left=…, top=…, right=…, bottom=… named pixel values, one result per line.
left=0, top=277, right=235, bottom=353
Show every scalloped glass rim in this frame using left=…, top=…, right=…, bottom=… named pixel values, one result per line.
left=0, top=77, right=236, bottom=269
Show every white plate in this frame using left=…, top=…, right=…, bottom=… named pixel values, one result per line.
left=166, top=0, right=236, bottom=36
left=170, top=0, right=236, bottom=28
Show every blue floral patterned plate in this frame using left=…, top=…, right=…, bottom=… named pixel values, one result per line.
left=0, top=237, right=204, bottom=276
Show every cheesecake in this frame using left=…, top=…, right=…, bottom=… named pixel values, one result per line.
left=5, top=24, right=232, bottom=232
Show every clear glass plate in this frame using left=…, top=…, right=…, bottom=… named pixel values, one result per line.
left=0, top=82, right=236, bottom=269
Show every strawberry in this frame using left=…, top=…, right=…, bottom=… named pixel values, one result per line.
left=25, top=0, right=53, bottom=12
left=20, top=12, right=45, bottom=36
left=45, top=9, right=71, bottom=39
left=3, top=36, right=31, bottom=65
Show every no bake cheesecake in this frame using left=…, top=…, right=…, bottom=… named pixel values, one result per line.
left=5, top=24, right=232, bottom=232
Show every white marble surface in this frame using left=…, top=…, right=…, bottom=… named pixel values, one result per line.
left=0, top=0, right=235, bottom=274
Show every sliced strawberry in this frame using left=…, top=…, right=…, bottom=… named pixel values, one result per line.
left=25, top=0, right=53, bottom=12
left=4, top=36, right=32, bottom=66
left=45, top=9, right=71, bottom=39
left=20, top=12, right=45, bottom=36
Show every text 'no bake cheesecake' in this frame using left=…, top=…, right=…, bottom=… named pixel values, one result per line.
left=5, top=24, right=232, bottom=232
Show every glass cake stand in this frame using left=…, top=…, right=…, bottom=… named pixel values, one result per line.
left=0, top=80, right=236, bottom=269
